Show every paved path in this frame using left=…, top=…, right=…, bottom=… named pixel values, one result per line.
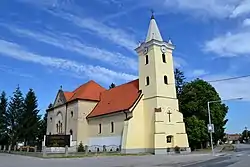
left=4, top=144, right=250, bottom=167
left=184, top=144, right=250, bottom=167
left=0, top=153, right=216, bottom=167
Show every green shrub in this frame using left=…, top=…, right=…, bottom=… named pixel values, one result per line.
left=174, top=146, right=180, bottom=153
left=77, top=142, right=85, bottom=152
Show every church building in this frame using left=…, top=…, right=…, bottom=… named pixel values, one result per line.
left=46, top=14, right=190, bottom=154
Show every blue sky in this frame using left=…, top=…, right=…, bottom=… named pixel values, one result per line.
left=0, top=0, right=250, bottom=133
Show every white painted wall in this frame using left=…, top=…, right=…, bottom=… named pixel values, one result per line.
left=88, top=136, right=122, bottom=146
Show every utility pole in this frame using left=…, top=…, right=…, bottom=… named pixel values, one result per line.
left=245, top=127, right=248, bottom=143
left=207, top=97, right=242, bottom=156
left=207, top=102, right=214, bottom=156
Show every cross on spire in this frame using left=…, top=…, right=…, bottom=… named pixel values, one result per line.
left=151, top=9, right=155, bottom=19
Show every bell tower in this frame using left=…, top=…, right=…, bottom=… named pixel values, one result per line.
left=135, top=13, right=190, bottom=154
left=136, top=14, right=176, bottom=99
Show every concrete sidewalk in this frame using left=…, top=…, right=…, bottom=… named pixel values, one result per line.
left=0, top=152, right=218, bottom=167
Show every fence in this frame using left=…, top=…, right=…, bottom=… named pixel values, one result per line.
left=0, top=144, right=122, bottom=157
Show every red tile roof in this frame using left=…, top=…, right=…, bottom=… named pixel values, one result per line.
left=63, top=92, right=74, bottom=101
left=87, top=79, right=141, bottom=118
left=63, top=80, right=106, bottom=102
left=60, top=79, right=141, bottom=118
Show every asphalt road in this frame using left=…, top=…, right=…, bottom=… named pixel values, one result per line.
left=1, top=144, right=250, bottom=167
left=185, top=144, right=250, bottom=167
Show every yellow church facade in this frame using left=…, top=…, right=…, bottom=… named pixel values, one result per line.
left=46, top=15, right=190, bottom=154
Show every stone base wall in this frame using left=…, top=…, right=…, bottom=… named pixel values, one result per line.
left=45, top=146, right=77, bottom=153
left=155, top=147, right=191, bottom=155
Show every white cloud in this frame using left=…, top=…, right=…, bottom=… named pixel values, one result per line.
left=163, top=0, right=250, bottom=19
left=230, top=0, right=250, bottom=18
left=18, top=0, right=138, bottom=52
left=51, top=12, right=138, bottom=52
left=204, top=31, right=250, bottom=57
left=2, top=25, right=138, bottom=71
left=173, top=57, right=187, bottom=68
left=187, top=69, right=209, bottom=78
left=17, top=0, right=74, bottom=8
left=243, top=18, right=250, bottom=27
left=0, top=39, right=137, bottom=84
left=203, top=74, right=250, bottom=101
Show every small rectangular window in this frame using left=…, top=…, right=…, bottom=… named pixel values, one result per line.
left=164, top=76, right=168, bottom=84
left=146, top=76, right=150, bottom=86
left=145, top=55, right=149, bottom=64
left=111, top=122, right=114, bottom=133
left=162, top=54, right=166, bottom=63
left=99, top=124, right=102, bottom=134
left=167, top=136, right=172, bottom=143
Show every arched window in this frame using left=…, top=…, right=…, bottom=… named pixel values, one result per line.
left=164, top=75, right=168, bottom=84
left=60, top=122, right=62, bottom=133
left=99, top=124, right=102, bottom=134
left=50, top=117, right=52, bottom=122
left=145, top=55, right=149, bottom=64
left=146, top=76, right=150, bottom=86
left=71, top=111, right=73, bottom=118
left=162, top=54, right=166, bottom=63
left=56, top=124, right=59, bottom=133
left=70, top=129, right=73, bottom=136
left=58, top=121, right=61, bottom=133
left=167, top=136, right=173, bottom=143
left=111, top=122, right=114, bottom=133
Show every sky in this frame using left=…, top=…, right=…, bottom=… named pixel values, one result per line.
left=0, top=0, right=250, bottom=134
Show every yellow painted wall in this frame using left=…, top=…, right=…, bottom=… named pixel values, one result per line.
left=138, top=45, right=157, bottom=99
left=122, top=96, right=149, bottom=151
left=65, top=101, right=78, bottom=140
left=88, top=112, right=126, bottom=138
left=154, top=47, right=177, bottom=98
left=138, top=43, right=176, bottom=99
left=136, top=41, right=189, bottom=151
left=154, top=96, right=189, bottom=148
left=76, top=100, right=98, bottom=145
left=143, top=98, right=157, bottom=151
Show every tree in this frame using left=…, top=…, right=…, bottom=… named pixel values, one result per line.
left=242, top=130, right=250, bottom=142
left=37, top=112, right=47, bottom=148
left=174, top=68, right=186, bottom=97
left=6, top=85, right=24, bottom=146
left=109, top=83, right=116, bottom=89
left=78, top=141, right=85, bottom=152
left=179, top=79, right=228, bottom=147
left=21, top=89, right=41, bottom=145
left=185, top=116, right=208, bottom=150
left=0, top=91, right=8, bottom=144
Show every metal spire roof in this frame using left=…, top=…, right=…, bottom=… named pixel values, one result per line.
left=146, top=13, right=163, bottom=42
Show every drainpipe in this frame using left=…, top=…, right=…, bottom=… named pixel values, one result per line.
left=123, top=110, right=128, bottom=120
left=65, top=103, right=68, bottom=135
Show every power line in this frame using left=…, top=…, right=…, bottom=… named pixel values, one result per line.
left=165, top=73, right=250, bottom=85
left=206, top=74, right=250, bottom=83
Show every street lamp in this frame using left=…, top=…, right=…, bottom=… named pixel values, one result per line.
left=207, top=97, right=243, bottom=156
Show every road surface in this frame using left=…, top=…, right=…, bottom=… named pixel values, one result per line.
left=1, top=144, right=250, bottom=167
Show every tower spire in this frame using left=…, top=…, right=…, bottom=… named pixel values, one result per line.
left=146, top=11, right=163, bottom=42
